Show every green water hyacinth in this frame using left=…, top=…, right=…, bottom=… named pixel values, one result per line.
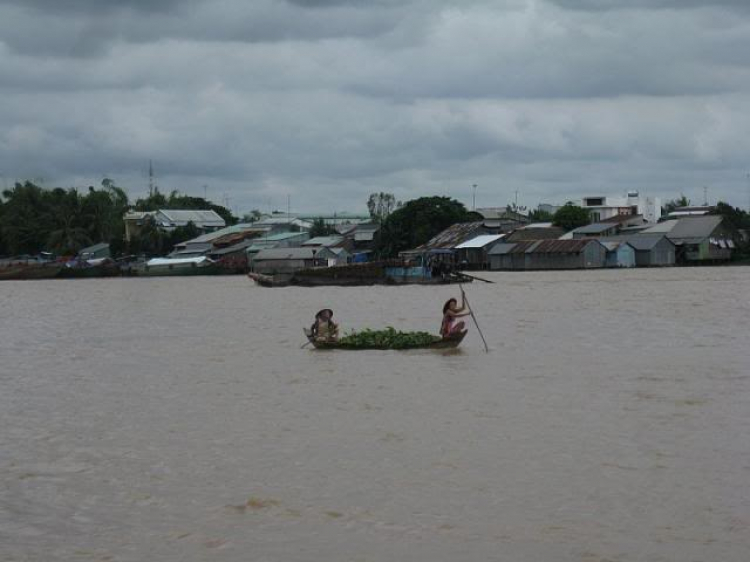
left=338, top=327, right=442, bottom=349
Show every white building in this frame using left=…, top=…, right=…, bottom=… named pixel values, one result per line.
left=581, top=191, right=661, bottom=223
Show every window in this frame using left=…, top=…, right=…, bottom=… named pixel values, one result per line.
left=585, top=198, right=604, bottom=206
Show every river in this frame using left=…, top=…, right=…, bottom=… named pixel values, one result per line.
left=1, top=267, right=748, bottom=561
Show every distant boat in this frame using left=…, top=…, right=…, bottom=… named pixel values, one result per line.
left=131, top=256, right=221, bottom=277
left=0, top=263, right=63, bottom=281
left=57, top=258, right=121, bottom=279
left=249, top=261, right=471, bottom=287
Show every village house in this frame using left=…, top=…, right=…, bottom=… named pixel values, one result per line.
left=488, top=239, right=607, bottom=271
left=504, top=223, right=565, bottom=242
left=599, top=235, right=676, bottom=267
left=641, top=216, right=732, bottom=263
left=400, top=222, right=490, bottom=271
left=581, top=191, right=661, bottom=223
left=454, top=234, right=506, bottom=270
left=123, top=209, right=226, bottom=241
left=602, top=241, right=636, bottom=268
left=316, top=246, right=352, bottom=266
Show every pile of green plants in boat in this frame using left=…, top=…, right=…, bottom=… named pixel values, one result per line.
left=337, top=327, right=442, bottom=349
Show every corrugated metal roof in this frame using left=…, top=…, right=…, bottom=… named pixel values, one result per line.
left=180, top=223, right=259, bottom=245
left=209, top=240, right=256, bottom=256
left=488, top=241, right=539, bottom=255
left=571, top=223, right=616, bottom=234
left=254, top=217, right=313, bottom=227
left=455, top=234, right=505, bottom=249
left=665, top=216, right=723, bottom=240
left=414, top=222, right=487, bottom=251
left=505, top=226, right=566, bottom=242
left=302, top=236, right=344, bottom=247
left=599, top=235, right=674, bottom=251
left=157, top=209, right=226, bottom=227
left=642, top=220, right=678, bottom=234
left=531, top=239, right=603, bottom=254
left=147, top=257, right=212, bottom=266
left=261, top=231, right=310, bottom=241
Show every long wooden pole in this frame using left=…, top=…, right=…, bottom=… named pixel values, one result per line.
left=457, top=272, right=495, bottom=284
left=460, top=284, right=489, bottom=353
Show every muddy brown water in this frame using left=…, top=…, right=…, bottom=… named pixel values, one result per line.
left=1, top=268, right=749, bottom=561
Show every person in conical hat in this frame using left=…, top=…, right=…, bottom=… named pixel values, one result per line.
left=311, top=308, right=339, bottom=342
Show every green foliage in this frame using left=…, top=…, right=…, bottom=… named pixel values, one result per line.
left=374, top=196, right=472, bottom=258
left=0, top=180, right=235, bottom=258
left=711, top=201, right=750, bottom=259
left=552, top=203, right=591, bottom=231
left=309, top=218, right=337, bottom=238
left=711, top=201, right=750, bottom=231
left=338, top=327, right=442, bottom=349
left=241, top=209, right=264, bottom=223
left=529, top=208, right=554, bottom=221
left=0, top=180, right=130, bottom=256
left=663, top=195, right=691, bottom=214
left=122, top=220, right=202, bottom=257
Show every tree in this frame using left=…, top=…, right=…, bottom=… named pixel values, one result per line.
left=367, top=192, right=400, bottom=223
left=552, top=203, right=590, bottom=231
left=529, top=208, right=554, bottom=222
left=664, top=195, right=691, bottom=214
left=711, top=202, right=750, bottom=260
left=309, top=218, right=336, bottom=238
left=374, top=196, right=472, bottom=258
left=711, top=201, right=750, bottom=231
left=241, top=209, right=264, bottom=223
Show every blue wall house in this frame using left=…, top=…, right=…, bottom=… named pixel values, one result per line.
left=602, top=241, right=636, bottom=268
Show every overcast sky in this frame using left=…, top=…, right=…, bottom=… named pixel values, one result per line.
left=1, top=0, right=749, bottom=214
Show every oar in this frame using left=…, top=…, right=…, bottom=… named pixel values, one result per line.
left=457, top=272, right=495, bottom=284
left=300, top=340, right=312, bottom=349
left=460, top=284, right=489, bottom=353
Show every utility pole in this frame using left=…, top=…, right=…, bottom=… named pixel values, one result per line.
left=472, top=184, right=477, bottom=211
left=287, top=194, right=291, bottom=218
left=746, top=172, right=750, bottom=212
left=514, top=189, right=519, bottom=210
left=148, top=160, right=154, bottom=197
left=703, top=186, right=709, bottom=206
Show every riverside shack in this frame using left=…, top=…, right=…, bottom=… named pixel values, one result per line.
left=488, top=239, right=607, bottom=270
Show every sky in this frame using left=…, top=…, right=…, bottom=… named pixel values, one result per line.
left=1, top=0, right=750, bottom=215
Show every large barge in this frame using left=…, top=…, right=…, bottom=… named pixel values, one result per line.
left=248, top=260, right=471, bottom=287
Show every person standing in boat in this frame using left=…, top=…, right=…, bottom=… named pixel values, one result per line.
left=440, top=291, right=471, bottom=338
left=311, top=309, right=339, bottom=342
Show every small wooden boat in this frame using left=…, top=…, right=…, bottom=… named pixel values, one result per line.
left=303, top=328, right=467, bottom=350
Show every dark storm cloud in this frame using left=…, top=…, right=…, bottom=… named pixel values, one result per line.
left=1, top=0, right=749, bottom=212
left=0, top=0, right=403, bottom=57
left=0, top=0, right=187, bottom=14
left=549, top=0, right=750, bottom=10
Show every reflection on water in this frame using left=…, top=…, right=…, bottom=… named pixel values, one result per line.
left=1, top=268, right=749, bottom=561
